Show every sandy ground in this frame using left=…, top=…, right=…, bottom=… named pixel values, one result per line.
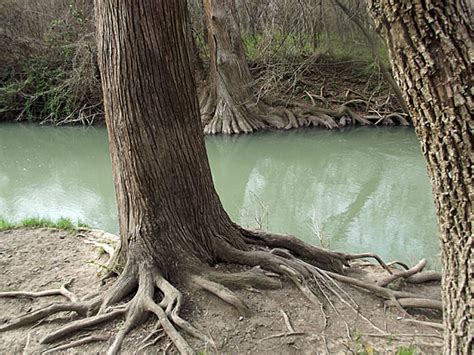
left=0, top=228, right=443, bottom=354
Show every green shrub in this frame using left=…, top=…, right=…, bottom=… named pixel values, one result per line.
left=0, top=217, right=90, bottom=231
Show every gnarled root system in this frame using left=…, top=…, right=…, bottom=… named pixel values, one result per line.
left=199, top=86, right=410, bottom=135
left=0, top=227, right=441, bottom=354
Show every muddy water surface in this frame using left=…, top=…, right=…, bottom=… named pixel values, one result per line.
left=0, top=124, right=439, bottom=268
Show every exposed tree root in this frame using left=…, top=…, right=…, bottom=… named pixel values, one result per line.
left=401, top=318, right=444, bottom=330
left=192, top=275, right=250, bottom=315
left=406, top=271, right=442, bottom=283
left=385, top=298, right=443, bottom=311
left=260, top=331, right=308, bottom=342
left=200, top=86, right=410, bottom=135
left=76, top=231, right=117, bottom=259
left=201, top=91, right=268, bottom=134
left=0, top=279, right=77, bottom=302
left=238, top=227, right=347, bottom=272
left=41, top=307, right=126, bottom=344
left=0, top=228, right=441, bottom=354
left=0, top=302, right=93, bottom=332
left=377, top=258, right=427, bottom=286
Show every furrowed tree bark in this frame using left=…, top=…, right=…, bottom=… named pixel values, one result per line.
left=95, top=0, right=247, bottom=276
left=367, top=2, right=473, bottom=354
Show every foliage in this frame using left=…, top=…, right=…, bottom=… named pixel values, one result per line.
left=242, top=31, right=388, bottom=65
left=0, top=0, right=101, bottom=125
left=352, top=328, right=417, bottom=354
left=396, top=345, right=416, bottom=355
left=0, top=217, right=90, bottom=231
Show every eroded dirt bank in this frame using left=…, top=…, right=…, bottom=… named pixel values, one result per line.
left=0, top=228, right=442, bottom=354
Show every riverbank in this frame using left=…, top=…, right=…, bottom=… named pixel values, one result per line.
left=1, top=0, right=407, bottom=132
left=1, top=52, right=407, bottom=131
left=0, top=228, right=442, bottom=354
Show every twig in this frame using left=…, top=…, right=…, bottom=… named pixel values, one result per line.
left=344, top=321, right=353, bottom=342
left=42, top=335, right=108, bottom=354
left=312, top=269, right=386, bottom=334
left=280, top=310, right=295, bottom=333
left=312, top=276, right=332, bottom=330
left=163, top=341, right=172, bottom=355
left=323, top=335, right=330, bottom=353
left=136, top=333, right=165, bottom=354
left=141, top=326, right=163, bottom=344
left=0, top=279, right=77, bottom=302
left=260, top=331, right=307, bottom=342
left=22, top=332, right=31, bottom=355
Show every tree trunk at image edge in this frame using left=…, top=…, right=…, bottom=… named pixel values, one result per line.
left=96, top=0, right=248, bottom=274
left=200, top=0, right=268, bottom=134
left=367, top=1, right=473, bottom=353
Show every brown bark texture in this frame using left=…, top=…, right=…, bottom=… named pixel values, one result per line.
left=95, top=0, right=246, bottom=273
left=367, top=1, right=473, bottom=354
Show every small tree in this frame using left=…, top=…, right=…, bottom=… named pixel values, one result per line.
left=367, top=1, right=473, bottom=354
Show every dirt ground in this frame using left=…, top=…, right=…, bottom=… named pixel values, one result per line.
left=0, top=228, right=443, bottom=354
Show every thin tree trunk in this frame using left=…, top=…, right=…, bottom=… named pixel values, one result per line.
left=200, top=0, right=267, bottom=134
left=367, top=2, right=473, bottom=354
left=334, top=0, right=409, bottom=116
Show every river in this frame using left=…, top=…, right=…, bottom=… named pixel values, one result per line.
left=0, top=124, right=440, bottom=268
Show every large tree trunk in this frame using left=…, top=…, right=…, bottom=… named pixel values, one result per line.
left=200, top=0, right=268, bottom=134
left=367, top=2, right=473, bottom=354
left=95, top=0, right=246, bottom=275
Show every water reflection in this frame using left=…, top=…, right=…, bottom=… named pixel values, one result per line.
left=206, top=129, right=439, bottom=268
left=0, top=124, right=439, bottom=268
left=0, top=124, right=117, bottom=230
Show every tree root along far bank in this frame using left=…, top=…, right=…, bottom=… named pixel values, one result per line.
left=199, top=88, right=410, bottom=135
left=0, top=227, right=441, bottom=354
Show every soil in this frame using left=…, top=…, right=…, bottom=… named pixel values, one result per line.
left=0, top=228, right=443, bottom=354
left=249, top=54, right=401, bottom=115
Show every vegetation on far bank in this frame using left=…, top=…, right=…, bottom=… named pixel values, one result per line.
left=0, top=217, right=90, bottom=231
left=0, top=0, right=396, bottom=126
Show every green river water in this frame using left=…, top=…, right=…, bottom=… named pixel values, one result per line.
left=0, top=124, right=440, bottom=268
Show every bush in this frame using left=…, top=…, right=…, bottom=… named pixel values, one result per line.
left=0, top=0, right=102, bottom=124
